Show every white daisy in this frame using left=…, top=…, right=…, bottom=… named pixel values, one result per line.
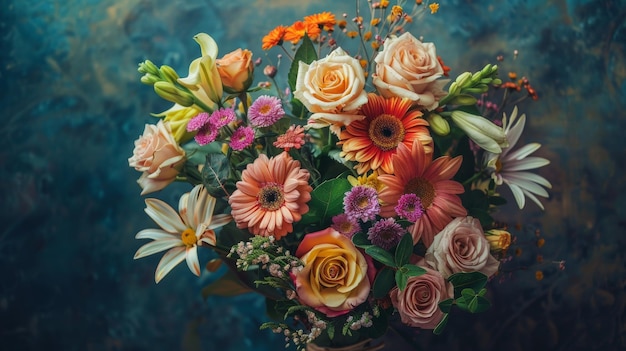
left=484, top=106, right=552, bottom=210
left=134, top=184, right=232, bottom=283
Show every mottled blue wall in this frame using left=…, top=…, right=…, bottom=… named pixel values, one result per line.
left=1, top=0, right=625, bottom=350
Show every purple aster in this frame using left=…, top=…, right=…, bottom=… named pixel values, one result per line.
left=187, top=112, right=218, bottom=146
left=343, top=185, right=380, bottom=222
left=187, top=112, right=210, bottom=132
left=394, top=193, right=424, bottom=222
left=367, top=218, right=404, bottom=250
left=209, top=107, right=236, bottom=129
left=230, top=126, right=255, bottom=151
left=248, top=95, right=285, bottom=127
left=331, top=213, right=360, bottom=238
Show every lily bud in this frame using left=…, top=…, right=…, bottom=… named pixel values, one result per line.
left=454, top=72, right=473, bottom=89
left=426, top=113, right=450, bottom=136
left=154, top=81, right=195, bottom=107
left=159, top=65, right=180, bottom=84
left=449, top=94, right=477, bottom=106
left=140, top=74, right=160, bottom=85
left=451, top=110, right=507, bottom=153
left=138, top=60, right=159, bottom=75
left=485, top=229, right=512, bottom=252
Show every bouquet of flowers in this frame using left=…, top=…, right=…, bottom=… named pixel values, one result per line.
left=128, top=1, right=551, bottom=349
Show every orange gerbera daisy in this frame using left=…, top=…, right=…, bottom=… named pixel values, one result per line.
left=378, top=140, right=467, bottom=248
left=338, top=93, right=432, bottom=175
left=304, top=12, right=337, bottom=32
left=283, top=21, right=322, bottom=44
left=228, top=152, right=312, bottom=240
left=262, top=25, right=288, bottom=50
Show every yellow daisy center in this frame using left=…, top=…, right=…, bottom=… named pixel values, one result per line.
left=368, top=114, right=406, bottom=151
left=258, top=183, right=285, bottom=211
left=259, top=104, right=272, bottom=114
left=404, top=177, right=436, bottom=209
left=181, top=228, right=197, bottom=247
left=495, top=159, right=503, bottom=173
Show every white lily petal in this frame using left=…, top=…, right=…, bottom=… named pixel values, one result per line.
left=193, top=33, right=218, bottom=60
left=506, top=182, right=526, bottom=209
left=145, top=199, right=186, bottom=233
left=451, top=110, right=506, bottom=153
left=177, top=58, right=202, bottom=88
left=155, top=247, right=187, bottom=283
left=185, top=246, right=201, bottom=276
left=505, top=157, right=550, bottom=171
left=507, top=142, right=541, bottom=160
left=135, top=229, right=178, bottom=241
left=134, top=239, right=182, bottom=259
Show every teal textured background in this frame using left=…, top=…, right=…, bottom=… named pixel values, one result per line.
left=1, top=0, right=625, bottom=350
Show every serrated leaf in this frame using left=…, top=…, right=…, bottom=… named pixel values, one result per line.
left=365, top=246, right=396, bottom=267
left=433, top=313, right=449, bottom=335
left=394, top=233, right=413, bottom=266
left=201, top=269, right=252, bottom=299
left=395, top=270, right=408, bottom=291
left=372, top=267, right=396, bottom=298
left=299, top=177, right=351, bottom=228
left=288, top=35, right=317, bottom=94
left=438, top=298, right=454, bottom=313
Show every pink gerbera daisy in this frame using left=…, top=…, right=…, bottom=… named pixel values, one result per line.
left=228, top=152, right=312, bottom=239
left=378, top=140, right=467, bottom=248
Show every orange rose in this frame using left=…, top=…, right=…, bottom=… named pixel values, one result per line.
left=292, top=228, right=375, bottom=317
left=128, top=120, right=186, bottom=195
left=216, top=48, right=254, bottom=93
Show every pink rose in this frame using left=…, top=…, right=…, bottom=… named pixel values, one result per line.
left=372, top=32, right=448, bottom=111
left=128, top=120, right=186, bottom=195
left=425, top=216, right=500, bottom=279
left=292, top=228, right=376, bottom=317
left=216, top=48, right=254, bottom=93
left=390, top=266, right=453, bottom=329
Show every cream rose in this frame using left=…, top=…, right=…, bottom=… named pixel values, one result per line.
left=372, top=32, right=448, bottom=111
left=293, top=48, right=368, bottom=134
left=292, top=228, right=375, bottom=317
left=216, top=48, right=254, bottom=93
left=425, top=216, right=500, bottom=279
left=128, top=120, right=186, bottom=195
left=390, top=266, right=453, bottom=329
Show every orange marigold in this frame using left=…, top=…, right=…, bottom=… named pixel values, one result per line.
left=304, top=12, right=336, bottom=32
left=262, top=25, right=287, bottom=50
left=284, top=21, right=322, bottom=44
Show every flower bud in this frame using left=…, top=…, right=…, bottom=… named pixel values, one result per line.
left=485, top=229, right=512, bottom=252
left=159, top=65, right=180, bottom=84
left=426, top=113, right=450, bottom=136
left=263, top=65, right=277, bottom=78
left=140, top=74, right=160, bottom=85
left=454, top=72, right=473, bottom=88
left=154, top=81, right=195, bottom=107
left=138, top=60, right=160, bottom=75
left=448, top=94, right=477, bottom=106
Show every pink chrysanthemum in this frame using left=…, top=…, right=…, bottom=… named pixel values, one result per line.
left=344, top=185, right=380, bottom=222
left=331, top=213, right=360, bottom=238
left=367, top=218, right=404, bottom=250
left=248, top=95, right=285, bottom=127
left=273, top=125, right=306, bottom=151
left=187, top=112, right=218, bottom=146
left=230, top=126, right=255, bottom=151
left=209, top=107, right=236, bottom=129
left=187, top=112, right=210, bottom=131
left=394, top=193, right=424, bottom=222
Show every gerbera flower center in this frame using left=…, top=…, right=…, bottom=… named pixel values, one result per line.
left=258, top=183, right=285, bottom=211
left=368, top=114, right=406, bottom=151
left=181, top=228, right=197, bottom=247
left=404, top=178, right=436, bottom=209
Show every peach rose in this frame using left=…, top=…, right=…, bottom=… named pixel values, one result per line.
left=294, top=48, right=368, bottom=134
left=372, top=32, right=448, bottom=111
left=424, top=216, right=500, bottom=279
left=390, top=266, right=453, bottom=329
left=292, top=228, right=375, bottom=317
left=216, top=48, right=254, bottom=93
left=128, top=120, right=186, bottom=195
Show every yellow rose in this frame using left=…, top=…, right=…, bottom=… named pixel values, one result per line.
left=293, top=228, right=374, bottom=317
left=128, top=120, right=186, bottom=195
left=293, top=48, right=368, bottom=134
left=216, top=48, right=254, bottom=93
left=372, top=32, right=448, bottom=111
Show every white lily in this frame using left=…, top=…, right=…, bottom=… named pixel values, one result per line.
left=484, top=106, right=552, bottom=210
left=451, top=110, right=508, bottom=153
left=134, top=184, right=232, bottom=283
left=177, top=33, right=223, bottom=108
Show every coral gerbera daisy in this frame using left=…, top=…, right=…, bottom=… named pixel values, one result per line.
left=378, top=140, right=467, bottom=248
left=262, top=25, right=288, bottom=50
left=134, top=185, right=232, bottom=283
left=338, top=93, right=432, bottom=175
left=228, top=152, right=312, bottom=239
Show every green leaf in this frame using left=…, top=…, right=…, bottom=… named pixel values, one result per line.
left=299, top=177, right=351, bottom=229
left=468, top=296, right=479, bottom=313
left=202, top=153, right=234, bottom=197
left=400, top=264, right=426, bottom=277
left=474, top=295, right=492, bottom=313
left=201, top=269, right=252, bottom=299
left=327, top=323, right=335, bottom=340
left=438, top=298, right=454, bottom=313
left=365, top=246, right=396, bottom=267
left=448, top=272, right=488, bottom=298
left=372, top=267, right=396, bottom=298
left=488, top=195, right=507, bottom=206
left=433, top=313, right=449, bottom=335
left=394, top=233, right=413, bottom=266
left=352, top=232, right=373, bottom=249
left=288, top=35, right=317, bottom=94
left=395, top=270, right=408, bottom=291
left=283, top=305, right=310, bottom=320
left=461, top=288, right=476, bottom=299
